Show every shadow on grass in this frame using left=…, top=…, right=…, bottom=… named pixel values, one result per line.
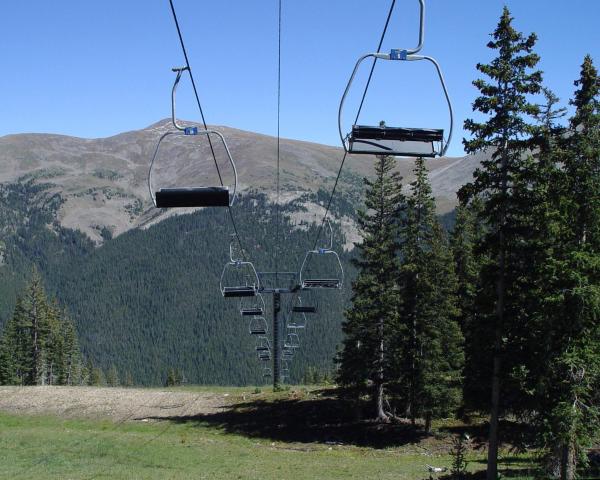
left=441, top=419, right=537, bottom=453
left=148, top=393, right=428, bottom=448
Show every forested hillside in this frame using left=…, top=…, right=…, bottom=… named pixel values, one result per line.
left=0, top=179, right=363, bottom=385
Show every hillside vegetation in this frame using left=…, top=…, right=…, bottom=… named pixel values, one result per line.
left=0, top=180, right=359, bottom=385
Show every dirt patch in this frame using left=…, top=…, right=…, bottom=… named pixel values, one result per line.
left=0, top=386, right=233, bottom=423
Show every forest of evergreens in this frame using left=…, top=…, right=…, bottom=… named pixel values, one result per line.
left=335, top=8, right=599, bottom=480
left=0, top=180, right=360, bottom=386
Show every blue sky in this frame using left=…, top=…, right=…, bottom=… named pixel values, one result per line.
left=0, top=1, right=598, bottom=157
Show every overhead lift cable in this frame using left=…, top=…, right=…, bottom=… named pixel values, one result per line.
left=307, top=0, right=398, bottom=252
left=274, top=0, right=283, bottom=283
left=168, top=0, right=248, bottom=259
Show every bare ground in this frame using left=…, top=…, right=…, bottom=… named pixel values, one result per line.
left=0, top=386, right=234, bottom=422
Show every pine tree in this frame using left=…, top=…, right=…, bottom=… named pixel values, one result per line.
left=166, top=367, right=177, bottom=387
left=395, top=158, right=463, bottom=428
left=336, top=145, right=405, bottom=422
left=123, top=370, right=134, bottom=387
left=43, top=299, right=63, bottom=385
left=459, top=8, right=543, bottom=478
left=60, top=314, right=82, bottom=385
left=0, top=313, right=18, bottom=384
left=450, top=202, right=484, bottom=413
left=536, top=55, right=600, bottom=480
left=21, top=269, right=52, bottom=385
left=0, top=271, right=84, bottom=387
left=106, top=365, right=119, bottom=387
left=90, top=367, right=106, bottom=386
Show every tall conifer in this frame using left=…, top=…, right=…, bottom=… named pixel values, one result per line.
left=459, top=8, right=543, bottom=478
left=536, top=55, right=600, bottom=480
left=337, top=146, right=405, bottom=422
left=395, top=158, right=463, bottom=427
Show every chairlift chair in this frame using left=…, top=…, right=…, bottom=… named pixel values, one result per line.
left=338, top=0, right=453, bottom=158
left=284, top=331, right=300, bottom=349
left=249, top=316, right=269, bottom=336
left=288, top=309, right=307, bottom=330
left=262, top=366, right=272, bottom=378
left=255, top=336, right=271, bottom=352
left=291, top=295, right=317, bottom=314
left=148, top=67, right=238, bottom=207
left=282, top=347, right=294, bottom=359
left=281, top=359, right=291, bottom=379
left=258, top=348, right=271, bottom=359
left=240, top=293, right=266, bottom=317
left=299, top=221, right=344, bottom=290
left=220, top=239, right=260, bottom=298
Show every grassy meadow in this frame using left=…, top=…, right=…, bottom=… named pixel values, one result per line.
left=0, top=386, right=543, bottom=480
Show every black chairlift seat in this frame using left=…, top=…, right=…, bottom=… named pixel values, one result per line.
left=155, top=187, right=230, bottom=208
left=256, top=346, right=270, bottom=352
left=291, top=306, right=317, bottom=314
left=223, top=286, right=257, bottom=298
left=349, top=125, right=444, bottom=158
left=250, top=328, right=267, bottom=335
left=241, top=308, right=264, bottom=316
left=303, top=279, right=341, bottom=289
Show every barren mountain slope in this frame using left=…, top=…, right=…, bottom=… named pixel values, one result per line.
left=0, top=121, right=478, bottom=242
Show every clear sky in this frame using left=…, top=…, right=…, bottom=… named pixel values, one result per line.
left=1, top=1, right=598, bottom=157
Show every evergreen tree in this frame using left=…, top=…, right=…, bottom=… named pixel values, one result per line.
left=0, top=313, right=18, bottom=384
left=106, top=364, right=120, bottom=387
left=22, top=269, right=51, bottom=385
left=0, top=271, right=85, bottom=386
left=450, top=202, right=485, bottom=413
left=89, top=367, right=106, bottom=386
left=459, top=8, right=543, bottom=478
left=60, top=314, right=82, bottom=385
left=394, top=158, right=463, bottom=428
left=123, top=370, right=134, bottom=387
left=336, top=147, right=405, bottom=422
left=166, top=367, right=177, bottom=387
left=535, top=55, right=600, bottom=480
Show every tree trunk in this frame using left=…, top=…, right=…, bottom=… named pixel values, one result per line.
left=487, top=353, right=501, bottom=480
left=560, top=443, right=576, bottom=480
left=488, top=144, right=508, bottom=480
left=376, top=314, right=389, bottom=422
left=31, top=304, right=40, bottom=385
left=425, top=411, right=432, bottom=434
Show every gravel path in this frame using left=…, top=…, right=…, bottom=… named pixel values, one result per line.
left=0, top=386, right=233, bottom=422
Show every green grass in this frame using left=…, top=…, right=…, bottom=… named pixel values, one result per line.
left=0, top=385, right=550, bottom=480
left=0, top=410, right=501, bottom=480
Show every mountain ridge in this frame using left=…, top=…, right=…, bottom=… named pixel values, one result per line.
left=0, top=120, right=478, bottom=243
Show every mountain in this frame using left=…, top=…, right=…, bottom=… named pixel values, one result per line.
left=0, top=122, right=482, bottom=385
left=0, top=120, right=477, bottom=244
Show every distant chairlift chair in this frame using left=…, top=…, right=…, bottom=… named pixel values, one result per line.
left=240, top=293, right=266, bottom=317
left=299, top=221, right=344, bottom=290
left=288, top=308, right=307, bottom=330
left=249, top=316, right=269, bottom=336
left=284, top=331, right=300, bottom=349
left=338, top=0, right=453, bottom=158
left=291, top=295, right=317, bottom=314
left=220, top=239, right=260, bottom=298
left=148, top=66, right=238, bottom=208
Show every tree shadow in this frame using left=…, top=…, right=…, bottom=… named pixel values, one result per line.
left=440, top=419, right=536, bottom=453
left=148, top=393, right=429, bottom=448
